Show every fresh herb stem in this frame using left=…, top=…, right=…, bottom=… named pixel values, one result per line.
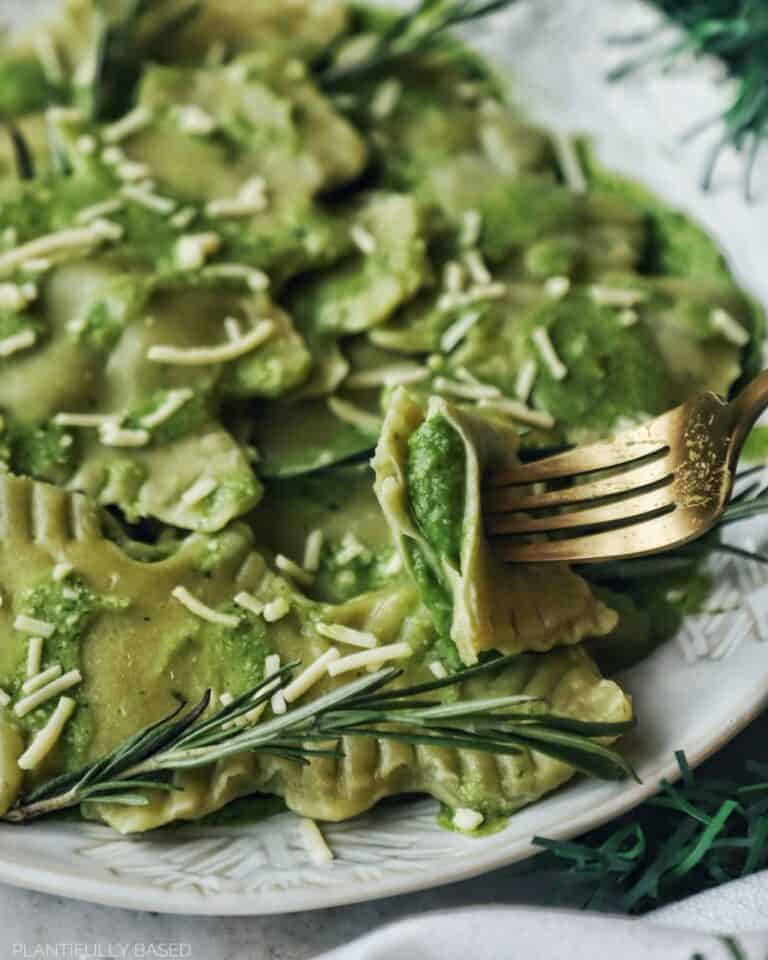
left=610, top=0, right=768, bottom=199
left=3, top=655, right=635, bottom=824
left=317, top=0, right=520, bottom=88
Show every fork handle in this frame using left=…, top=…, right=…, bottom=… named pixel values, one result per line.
left=728, top=369, right=768, bottom=466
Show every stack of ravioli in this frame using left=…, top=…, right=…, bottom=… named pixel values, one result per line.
left=0, top=0, right=758, bottom=832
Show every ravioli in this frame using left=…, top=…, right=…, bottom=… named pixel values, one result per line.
left=0, top=0, right=759, bottom=836
left=0, top=473, right=630, bottom=829
left=373, top=389, right=617, bottom=666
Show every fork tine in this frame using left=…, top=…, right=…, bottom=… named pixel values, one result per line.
left=489, top=429, right=669, bottom=487
left=492, top=509, right=707, bottom=564
left=486, top=486, right=674, bottom=535
left=484, top=456, right=674, bottom=514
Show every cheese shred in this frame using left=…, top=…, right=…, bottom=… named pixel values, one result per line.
left=18, top=696, right=77, bottom=770
left=14, top=669, right=82, bottom=718
left=282, top=648, right=340, bottom=704
left=316, top=623, right=377, bottom=649
left=171, top=586, right=240, bottom=628
left=327, top=642, right=412, bottom=677
left=147, top=321, right=274, bottom=365
left=299, top=818, right=334, bottom=866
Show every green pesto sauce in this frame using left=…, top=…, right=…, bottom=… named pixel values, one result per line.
left=530, top=296, right=674, bottom=433
left=11, top=577, right=130, bottom=767
left=124, top=390, right=211, bottom=446
left=405, top=541, right=462, bottom=672
left=0, top=58, right=52, bottom=117
left=203, top=608, right=270, bottom=692
left=313, top=541, right=401, bottom=604
left=406, top=415, right=466, bottom=563
left=2, top=418, right=78, bottom=485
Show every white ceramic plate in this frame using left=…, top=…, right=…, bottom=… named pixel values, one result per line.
left=1, top=0, right=767, bottom=916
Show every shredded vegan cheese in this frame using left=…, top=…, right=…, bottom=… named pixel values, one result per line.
left=350, top=224, right=377, bottom=256
left=175, top=232, right=221, bottom=271
left=460, top=209, right=483, bottom=249
left=14, top=614, right=55, bottom=639
left=531, top=327, right=567, bottom=381
left=327, top=397, right=383, bottom=434
left=433, top=376, right=500, bottom=401
left=171, top=586, right=240, bottom=628
left=147, top=321, right=274, bottom=365
left=710, top=307, right=749, bottom=346
left=283, top=648, right=340, bottom=703
left=264, top=653, right=281, bottom=677
left=590, top=286, right=646, bottom=308
left=276, top=554, right=314, bottom=588
left=429, top=661, right=448, bottom=679
left=103, top=106, right=152, bottom=143
left=25, top=636, right=43, bottom=679
left=206, top=178, right=269, bottom=218
left=0, top=283, right=36, bottom=312
left=477, top=397, right=555, bottom=430
left=551, top=132, right=587, bottom=193
left=545, top=275, right=571, bottom=300
left=346, top=364, right=428, bottom=389
left=180, top=476, right=217, bottom=507
left=271, top=690, right=287, bottom=715
left=14, top=669, right=82, bottom=718
left=263, top=597, right=290, bottom=623
left=18, top=696, right=77, bottom=770
left=53, top=562, right=74, bottom=581
left=53, top=413, right=120, bottom=429
left=121, top=184, right=177, bottom=215
left=0, top=688, right=9, bottom=708
left=443, top=260, right=465, bottom=294
left=76, top=199, right=125, bottom=225
left=452, top=808, right=485, bottom=831
left=303, top=530, right=325, bottom=573
left=0, top=329, right=36, bottom=358
left=234, top=592, right=265, bottom=618
left=464, top=250, right=491, bottom=286
left=371, top=78, right=402, bottom=119
left=99, top=425, right=150, bottom=448
left=440, top=310, right=482, bottom=353
left=514, top=359, right=538, bottom=402
left=139, top=388, right=194, bottom=429
left=299, top=818, right=334, bottom=865
left=327, top=642, right=412, bottom=677
left=0, top=226, right=115, bottom=276
left=21, top=664, right=62, bottom=696
left=176, top=104, right=217, bottom=136
left=316, top=623, right=377, bottom=650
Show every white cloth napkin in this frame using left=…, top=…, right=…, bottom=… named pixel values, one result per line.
left=318, top=887, right=768, bottom=960
left=316, top=912, right=764, bottom=960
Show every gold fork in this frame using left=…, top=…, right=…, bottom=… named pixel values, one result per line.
left=484, top=371, right=768, bottom=564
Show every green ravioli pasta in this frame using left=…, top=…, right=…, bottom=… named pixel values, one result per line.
left=0, top=473, right=630, bottom=831
left=373, top=388, right=618, bottom=666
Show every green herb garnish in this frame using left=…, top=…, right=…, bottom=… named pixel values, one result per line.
left=317, top=0, right=520, bottom=88
left=609, top=1, right=768, bottom=199
left=535, top=749, right=768, bottom=913
left=2, top=655, right=636, bottom=823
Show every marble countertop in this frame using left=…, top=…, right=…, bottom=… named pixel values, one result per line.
left=0, top=865, right=562, bottom=959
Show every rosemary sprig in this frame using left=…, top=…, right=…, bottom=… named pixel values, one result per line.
left=4, top=123, right=35, bottom=181
left=80, top=0, right=201, bottom=122
left=608, top=0, right=768, bottom=199
left=2, top=655, right=635, bottom=824
left=316, top=0, right=520, bottom=89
